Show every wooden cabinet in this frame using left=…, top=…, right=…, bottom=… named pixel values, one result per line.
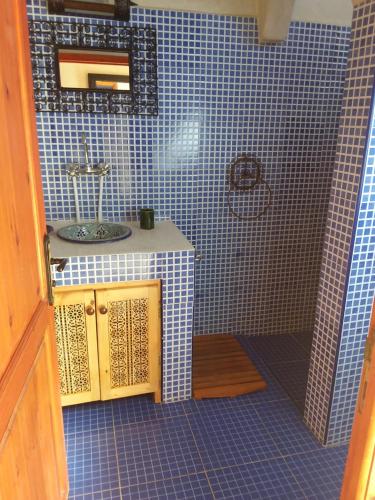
left=53, top=281, right=161, bottom=406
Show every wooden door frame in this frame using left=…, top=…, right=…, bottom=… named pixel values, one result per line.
left=0, top=1, right=68, bottom=497
left=0, top=0, right=49, bottom=443
left=341, top=298, right=375, bottom=499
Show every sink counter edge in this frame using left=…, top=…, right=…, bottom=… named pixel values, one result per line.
left=49, top=220, right=195, bottom=259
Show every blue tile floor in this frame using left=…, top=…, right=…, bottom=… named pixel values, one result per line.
left=64, top=337, right=347, bottom=499
left=246, top=334, right=312, bottom=414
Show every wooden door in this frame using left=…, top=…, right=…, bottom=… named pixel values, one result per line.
left=96, top=281, right=161, bottom=402
left=341, top=298, right=375, bottom=499
left=0, top=2, right=68, bottom=499
left=54, top=289, right=101, bottom=406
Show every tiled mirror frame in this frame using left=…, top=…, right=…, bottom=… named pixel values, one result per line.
left=29, top=20, right=158, bottom=115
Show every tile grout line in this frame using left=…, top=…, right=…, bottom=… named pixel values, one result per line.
left=249, top=338, right=310, bottom=414
left=289, top=334, right=313, bottom=355
left=251, top=402, right=313, bottom=466
left=266, top=359, right=310, bottom=366
left=63, top=334, right=344, bottom=499
left=64, top=390, right=348, bottom=497
left=64, top=408, right=195, bottom=436
left=111, top=403, right=124, bottom=500
left=262, top=366, right=307, bottom=412
left=251, top=401, right=347, bottom=459
left=198, top=444, right=348, bottom=476
left=89, top=445, right=348, bottom=492
left=67, top=444, right=348, bottom=499
left=70, top=486, right=123, bottom=499
left=280, top=456, right=310, bottom=500
left=184, top=409, right=217, bottom=500
left=65, top=397, right=302, bottom=440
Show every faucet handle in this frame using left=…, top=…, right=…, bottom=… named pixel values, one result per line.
left=50, top=257, right=68, bottom=272
left=66, top=162, right=80, bottom=177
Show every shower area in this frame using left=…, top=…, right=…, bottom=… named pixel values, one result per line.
left=186, top=20, right=351, bottom=417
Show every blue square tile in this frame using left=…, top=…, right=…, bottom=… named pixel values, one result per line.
left=284, top=446, right=348, bottom=499
left=190, top=392, right=259, bottom=415
left=254, top=400, right=321, bottom=456
left=207, top=458, right=306, bottom=499
left=72, top=489, right=122, bottom=499
left=267, top=360, right=309, bottom=402
left=236, top=338, right=290, bottom=405
left=65, top=429, right=119, bottom=497
left=188, top=404, right=281, bottom=469
left=249, top=335, right=309, bottom=363
left=121, top=473, right=213, bottom=499
left=112, top=394, right=190, bottom=426
left=115, top=416, right=204, bottom=487
left=63, top=401, right=114, bottom=435
left=292, top=332, right=313, bottom=354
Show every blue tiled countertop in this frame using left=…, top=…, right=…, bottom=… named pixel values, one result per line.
left=49, top=220, right=194, bottom=258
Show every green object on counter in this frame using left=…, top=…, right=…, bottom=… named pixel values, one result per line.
left=140, top=208, right=155, bottom=230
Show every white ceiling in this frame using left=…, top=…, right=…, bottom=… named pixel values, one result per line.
left=136, top=0, right=353, bottom=27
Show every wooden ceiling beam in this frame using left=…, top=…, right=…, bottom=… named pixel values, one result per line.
left=256, top=0, right=295, bottom=43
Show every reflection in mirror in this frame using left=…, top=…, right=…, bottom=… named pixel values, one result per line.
left=48, top=0, right=135, bottom=20
left=57, top=48, right=130, bottom=91
left=63, top=0, right=114, bottom=17
left=48, top=0, right=130, bottom=19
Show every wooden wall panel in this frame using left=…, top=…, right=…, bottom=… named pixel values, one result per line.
left=0, top=0, right=68, bottom=497
left=0, top=327, right=68, bottom=500
left=0, top=0, right=47, bottom=379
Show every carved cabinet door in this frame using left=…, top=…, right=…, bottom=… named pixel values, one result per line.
left=96, top=281, right=161, bottom=402
left=54, top=289, right=101, bottom=406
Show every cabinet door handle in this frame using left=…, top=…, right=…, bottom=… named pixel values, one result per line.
left=99, top=306, right=108, bottom=315
left=86, top=305, right=95, bottom=315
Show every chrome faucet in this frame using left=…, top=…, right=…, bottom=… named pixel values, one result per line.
left=82, top=132, right=90, bottom=166
left=65, top=133, right=110, bottom=223
left=66, top=133, right=110, bottom=177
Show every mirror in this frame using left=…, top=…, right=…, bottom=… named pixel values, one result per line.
left=57, top=48, right=131, bottom=91
left=48, top=0, right=134, bottom=21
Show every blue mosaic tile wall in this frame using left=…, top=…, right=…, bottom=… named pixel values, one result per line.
left=305, top=0, right=375, bottom=445
left=28, top=1, right=351, bottom=344
left=327, top=90, right=375, bottom=444
left=52, top=250, right=195, bottom=402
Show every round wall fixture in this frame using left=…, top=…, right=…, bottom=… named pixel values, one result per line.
left=227, top=155, right=272, bottom=220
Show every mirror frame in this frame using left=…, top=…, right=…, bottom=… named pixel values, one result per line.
left=29, top=20, right=158, bottom=115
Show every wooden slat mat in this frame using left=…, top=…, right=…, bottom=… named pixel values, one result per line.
left=193, top=335, right=267, bottom=399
